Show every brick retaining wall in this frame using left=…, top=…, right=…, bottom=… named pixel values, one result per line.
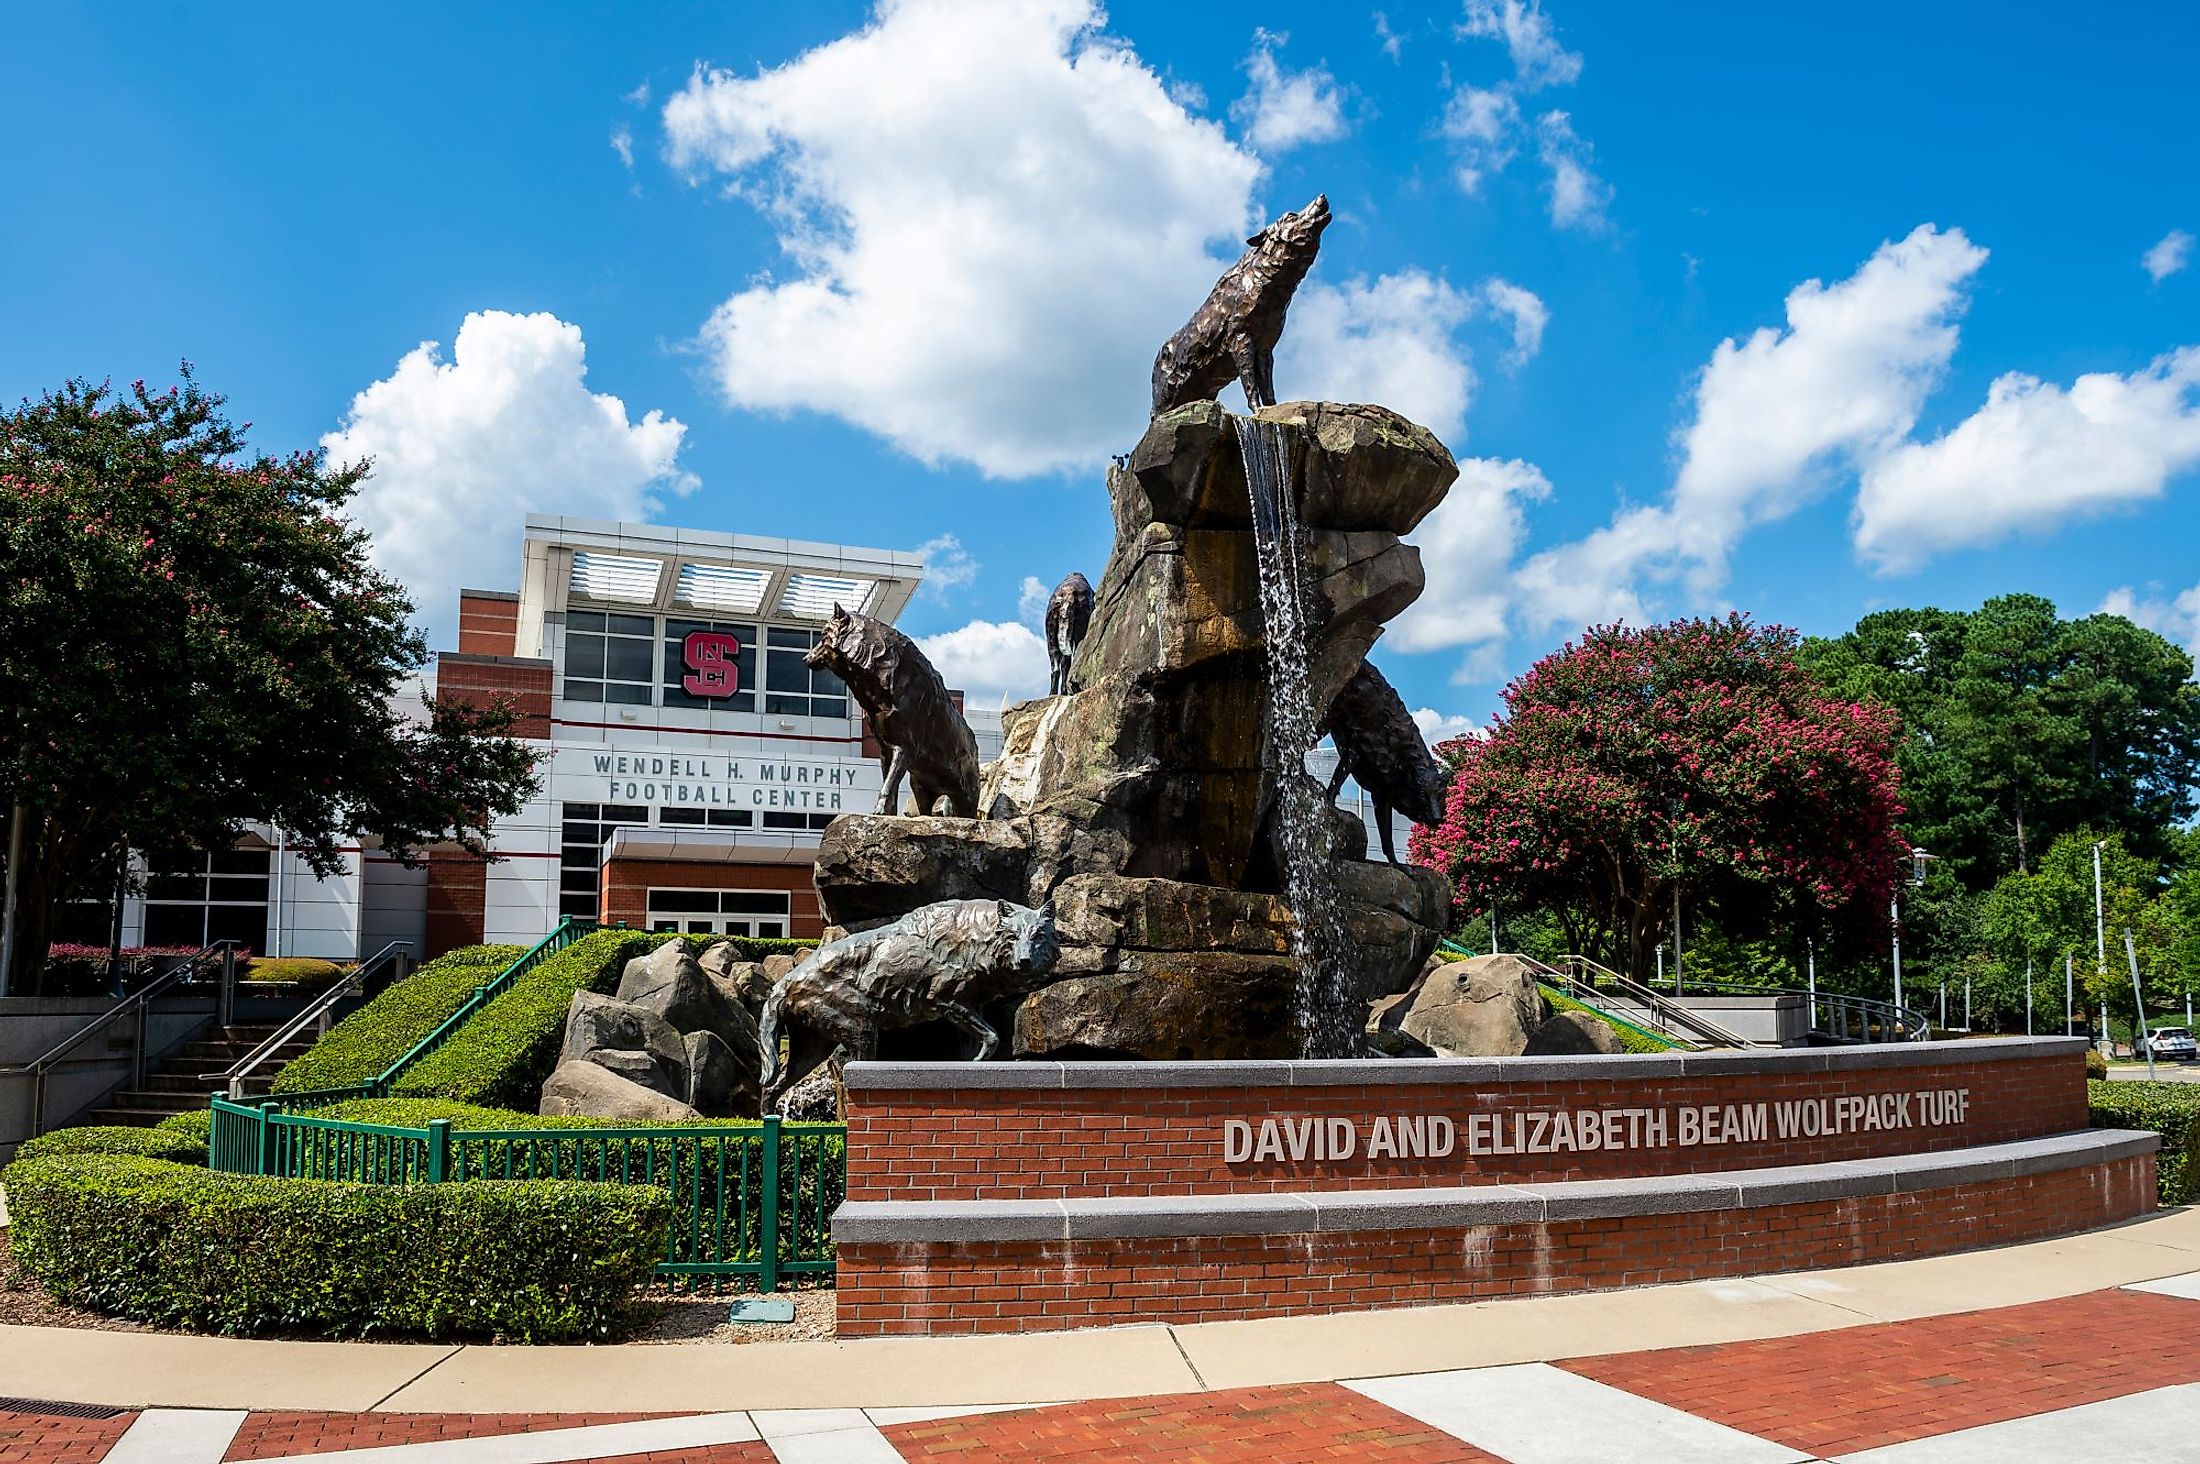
left=846, top=1041, right=2090, bottom=1201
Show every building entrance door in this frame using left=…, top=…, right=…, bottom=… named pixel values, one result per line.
left=645, top=888, right=791, bottom=938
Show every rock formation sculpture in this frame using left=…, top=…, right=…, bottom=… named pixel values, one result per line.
left=541, top=939, right=762, bottom=1119
left=1151, top=195, right=1330, bottom=414
left=758, top=898, right=1059, bottom=1111
left=806, top=604, right=980, bottom=818
left=1044, top=572, right=1094, bottom=697
left=1322, top=661, right=1449, bottom=864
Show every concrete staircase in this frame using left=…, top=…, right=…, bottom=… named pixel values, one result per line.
left=78, top=1024, right=315, bottom=1128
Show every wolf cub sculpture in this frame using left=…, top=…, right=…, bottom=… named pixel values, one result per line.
left=757, top=898, right=1061, bottom=1112
left=807, top=604, right=981, bottom=818
left=1323, top=661, right=1449, bottom=864
left=1151, top=194, right=1331, bottom=414
left=1044, top=571, right=1094, bottom=697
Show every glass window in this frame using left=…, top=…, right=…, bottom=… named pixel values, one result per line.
left=557, top=803, right=648, bottom=920
left=563, top=613, right=657, bottom=706
left=142, top=848, right=270, bottom=953
left=762, top=810, right=837, bottom=832
left=644, top=888, right=791, bottom=940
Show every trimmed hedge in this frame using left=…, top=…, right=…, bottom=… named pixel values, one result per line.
left=243, top=957, right=350, bottom=987
left=8, top=1124, right=208, bottom=1168
left=271, top=944, right=524, bottom=1095
left=2086, top=1048, right=2109, bottom=1080
left=685, top=933, right=817, bottom=962
left=1541, top=986, right=1677, bottom=1054
left=155, top=1107, right=214, bottom=1149
left=314, top=1095, right=761, bottom=1132
left=391, top=931, right=660, bottom=1109
left=2089, top=1078, right=2200, bottom=1206
left=3, top=1153, right=669, bottom=1341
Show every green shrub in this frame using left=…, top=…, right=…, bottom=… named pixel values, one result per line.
left=243, top=957, right=350, bottom=987
left=155, top=1108, right=215, bottom=1148
left=2089, top=1079, right=2200, bottom=1206
left=1540, top=985, right=1677, bottom=1054
left=272, top=944, right=525, bottom=1095
left=315, top=1096, right=758, bottom=1131
left=2086, top=1048, right=2109, bottom=1079
left=391, top=931, right=660, bottom=1109
left=681, top=933, right=817, bottom=961
left=7, top=1124, right=207, bottom=1169
left=3, top=1153, right=669, bottom=1341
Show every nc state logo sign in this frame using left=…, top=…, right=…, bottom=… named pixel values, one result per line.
left=681, top=630, right=741, bottom=698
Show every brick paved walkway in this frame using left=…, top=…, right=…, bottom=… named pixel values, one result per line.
left=9, top=1278, right=2200, bottom=1461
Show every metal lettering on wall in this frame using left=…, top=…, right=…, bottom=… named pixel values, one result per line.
left=1221, top=1089, right=1972, bottom=1164
left=553, top=746, right=882, bottom=812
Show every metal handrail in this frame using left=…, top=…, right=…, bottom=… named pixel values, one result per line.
left=1651, top=972, right=1932, bottom=1042
left=1533, top=953, right=1757, bottom=1048
left=2, top=939, right=239, bottom=1136
left=201, top=941, right=413, bottom=1097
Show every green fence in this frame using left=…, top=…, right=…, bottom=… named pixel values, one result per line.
left=277, top=917, right=604, bottom=1111
left=208, top=1096, right=842, bottom=1291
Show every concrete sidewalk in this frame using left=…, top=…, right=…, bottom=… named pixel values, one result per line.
left=4, top=1207, right=2199, bottom=1414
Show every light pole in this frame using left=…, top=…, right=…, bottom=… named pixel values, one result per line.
left=1892, top=847, right=1935, bottom=1018
left=2093, top=840, right=2109, bottom=981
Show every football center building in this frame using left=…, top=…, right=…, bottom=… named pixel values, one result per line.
left=75, top=514, right=1406, bottom=963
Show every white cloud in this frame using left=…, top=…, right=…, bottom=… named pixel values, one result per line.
left=1535, top=110, right=1609, bottom=231
left=1855, top=347, right=2200, bottom=571
left=1411, top=707, right=1484, bottom=744
left=1275, top=272, right=1481, bottom=442
left=918, top=619, right=1050, bottom=710
left=325, top=311, right=692, bottom=644
left=2102, top=582, right=2200, bottom=658
left=1232, top=30, right=1348, bottom=154
left=2144, top=229, right=2193, bottom=283
left=1480, top=277, right=1547, bottom=365
left=1017, top=574, right=1051, bottom=628
left=1391, top=457, right=1551, bottom=672
left=662, top=0, right=1264, bottom=478
left=1458, top=0, right=1581, bottom=91
left=916, top=532, right=979, bottom=599
left=610, top=125, right=635, bottom=169
left=1515, top=225, right=1985, bottom=629
left=1374, top=12, right=1405, bottom=62
left=1441, top=84, right=1519, bottom=195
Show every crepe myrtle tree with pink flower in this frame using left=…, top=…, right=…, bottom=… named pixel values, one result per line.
left=1412, top=616, right=1907, bottom=984
left=0, top=370, right=538, bottom=991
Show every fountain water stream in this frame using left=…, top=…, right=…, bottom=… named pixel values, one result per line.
left=1237, top=413, right=1355, bottom=1057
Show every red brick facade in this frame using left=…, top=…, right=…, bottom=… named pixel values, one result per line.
left=433, top=652, right=552, bottom=739
left=598, top=857, right=825, bottom=937
left=421, top=848, right=489, bottom=958
left=835, top=1153, right=2157, bottom=1336
left=845, top=1051, right=2088, bottom=1202
left=456, top=589, right=520, bottom=656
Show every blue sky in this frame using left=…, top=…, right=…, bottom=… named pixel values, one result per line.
left=5, top=1, right=2197, bottom=736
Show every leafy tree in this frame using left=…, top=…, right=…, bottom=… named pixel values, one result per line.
left=1802, top=594, right=2200, bottom=885
left=1413, top=616, right=1906, bottom=982
left=0, top=373, right=538, bottom=988
left=1976, top=830, right=2185, bottom=1013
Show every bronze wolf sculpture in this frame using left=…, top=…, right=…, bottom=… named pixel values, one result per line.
left=1152, top=194, right=1331, bottom=414
left=1044, top=571, right=1094, bottom=696
left=757, top=898, right=1061, bottom=1111
left=1323, top=661, right=1449, bottom=864
left=807, top=604, right=981, bottom=818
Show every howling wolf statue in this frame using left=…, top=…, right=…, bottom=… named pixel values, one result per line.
left=757, top=898, right=1061, bottom=1112
left=1323, top=661, right=1449, bottom=864
left=1151, top=194, right=1331, bottom=414
left=807, top=604, right=981, bottom=818
left=1044, top=571, right=1093, bottom=697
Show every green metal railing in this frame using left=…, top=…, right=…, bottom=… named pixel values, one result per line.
left=209, top=1096, right=842, bottom=1290
left=276, top=917, right=604, bottom=1111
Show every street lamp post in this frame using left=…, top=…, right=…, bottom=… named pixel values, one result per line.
left=2093, top=840, right=2109, bottom=980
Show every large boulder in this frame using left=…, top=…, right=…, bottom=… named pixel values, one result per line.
left=617, top=941, right=759, bottom=1056
left=696, top=941, right=775, bottom=1006
left=1050, top=874, right=1291, bottom=955
left=683, top=1030, right=753, bottom=1116
left=1014, top=952, right=1300, bottom=1060
left=814, top=815, right=1033, bottom=926
left=1395, top=954, right=1547, bottom=1058
left=1525, top=1009, right=1626, bottom=1056
left=540, top=1061, right=702, bottom=1122
left=560, top=991, right=691, bottom=1099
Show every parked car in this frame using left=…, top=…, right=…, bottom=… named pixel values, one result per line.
left=2137, top=1027, right=2198, bottom=1061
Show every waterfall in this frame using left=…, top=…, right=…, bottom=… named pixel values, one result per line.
left=1236, top=413, right=1354, bottom=1058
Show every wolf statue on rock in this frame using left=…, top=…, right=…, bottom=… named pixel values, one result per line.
left=1044, top=571, right=1094, bottom=697
left=757, top=898, right=1060, bottom=1112
left=1323, top=661, right=1449, bottom=865
left=806, top=604, right=980, bottom=818
left=1151, top=195, right=1330, bottom=414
